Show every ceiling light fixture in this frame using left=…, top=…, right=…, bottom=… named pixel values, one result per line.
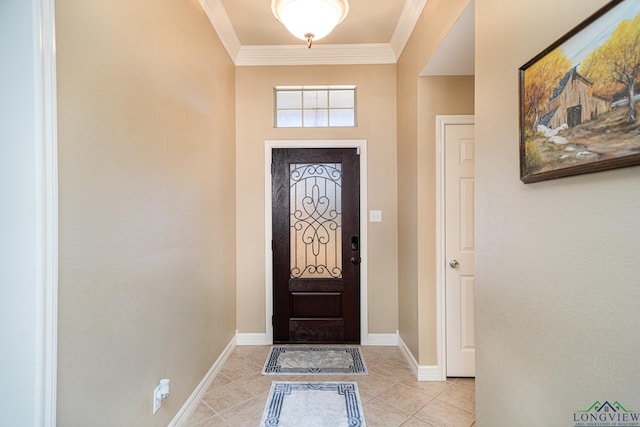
left=271, top=0, right=349, bottom=48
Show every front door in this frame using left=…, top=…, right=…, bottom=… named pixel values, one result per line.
left=272, top=148, right=360, bottom=343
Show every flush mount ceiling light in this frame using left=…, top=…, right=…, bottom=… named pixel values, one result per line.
left=271, top=0, right=349, bottom=48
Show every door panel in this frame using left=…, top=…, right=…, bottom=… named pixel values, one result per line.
left=289, top=319, right=344, bottom=342
left=291, top=293, right=342, bottom=317
left=272, top=148, right=360, bottom=343
left=445, top=122, right=476, bottom=377
left=460, top=276, right=476, bottom=350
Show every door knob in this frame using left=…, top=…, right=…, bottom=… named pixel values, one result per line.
left=351, top=257, right=361, bottom=265
left=449, top=259, right=460, bottom=269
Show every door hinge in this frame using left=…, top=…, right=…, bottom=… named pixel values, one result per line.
left=271, top=315, right=274, bottom=326
left=271, top=162, right=275, bottom=175
left=271, top=240, right=274, bottom=251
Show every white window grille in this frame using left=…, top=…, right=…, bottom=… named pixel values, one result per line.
left=274, top=86, right=357, bottom=128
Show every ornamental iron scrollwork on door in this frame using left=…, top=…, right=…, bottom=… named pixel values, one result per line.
left=290, top=163, right=342, bottom=279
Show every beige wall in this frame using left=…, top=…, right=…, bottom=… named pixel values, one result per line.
left=56, top=0, right=237, bottom=425
left=396, top=0, right=472, bottom=363
left=235, top=65, right=398, bottom=336
left=476, top=0, right=640, bottom=424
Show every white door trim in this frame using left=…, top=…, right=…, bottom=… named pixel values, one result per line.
left=435, top=115, right=474, bottom=381
left=35, top=0, right=59, bottom=424
left=264, top=140, right=368, bottom=345
left=38, top=0, right=59, bottom=423
left=17, top=0, right=60, bottom=423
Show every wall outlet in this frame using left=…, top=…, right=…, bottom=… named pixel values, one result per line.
left=152, top=379, right=170, bottom=414
left=152, top=383, right=162, bottom=414
left=153, top=384, right=161, bottom=414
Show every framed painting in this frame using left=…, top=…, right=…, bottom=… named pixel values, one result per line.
left=519, top=0, right=640, bottom=183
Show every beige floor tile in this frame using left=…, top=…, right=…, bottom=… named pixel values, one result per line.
left=363, top=399, right=411, bottom=427
left=202, top=382, right=254, bottom=413
left=449, top=378, right=475, bottom=389
left=398, top=377, right=451, bottom=398
left=219, top=359, right=262, bottom=382
left=331, top=374, right=369, bottom=382
left=183, top=401, right=217, bottom=426
left=377, top=382, right=435, bottom=414
left=238, top=373, right=279, bottom=397
left=233, top=345, right=270, bottom=364
left=208, top=373, right=233, bottom=390
left=373, top=347, right=408, bottom=364
left=436, top=383, right=475, bottom=414
left=220, top=394, right=268, bottom=427
left=414, top=399, right=475, bottom=427
left=193, top=414, right=229, bottom=427
left=352, top=372, right=396, bottom=397
left=358, top=389, right=377, bottom=403
left=369, top=359, right=413, bottom=381
left=402, top=416, right=436, bottom=426
left=360, top=347, right=388, bottom=364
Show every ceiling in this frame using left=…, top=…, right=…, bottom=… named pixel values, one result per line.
left=199, top=0, right=474, bottom=72
left=222, top=0, right=405, bottom=46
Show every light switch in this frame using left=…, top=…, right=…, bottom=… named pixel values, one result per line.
left=369, top=210, right=382, bottom=223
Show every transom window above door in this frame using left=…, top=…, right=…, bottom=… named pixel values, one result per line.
left=274, top=86, right=357, bottom=128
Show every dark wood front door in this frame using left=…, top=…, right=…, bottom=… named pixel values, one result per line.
left=272, top=148, right=360, bottom=343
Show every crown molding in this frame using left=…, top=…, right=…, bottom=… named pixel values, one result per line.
left=235, top=43, right=397, bottom=66
left=200, top=0, right=426, bottom=66
left=390, top=0, right=428, bottom=59
left=199, top=0, right=241, bottom=62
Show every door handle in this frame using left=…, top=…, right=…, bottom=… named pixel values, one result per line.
left=449, top=259, right=460, bottom=269
left=351, top=257, right=361, bottom=265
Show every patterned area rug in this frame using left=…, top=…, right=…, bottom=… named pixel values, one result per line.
left=260, top=382, right=367, bottom=427
left=262, top=346, right=368, bottom=375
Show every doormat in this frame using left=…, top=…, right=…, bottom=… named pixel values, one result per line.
left=262, top=346, right=368, bottom=375
left=260, top=382, right=367, bottom=427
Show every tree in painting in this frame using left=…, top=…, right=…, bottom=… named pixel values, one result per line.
left=523, top=48, right=572, bottom=133
left=581, top=13, right=640, bottom=124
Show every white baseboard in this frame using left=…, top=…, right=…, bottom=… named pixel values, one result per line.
left=365, top=332, right=399, bottom=346
left=398, top=335, right=444, bottom=382
left=236, top=332, right=269, bottom=346
left=169, top=336, right=236, bottom=426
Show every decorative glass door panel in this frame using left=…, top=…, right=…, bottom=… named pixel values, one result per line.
left=290, top=163, right=342, bottom=279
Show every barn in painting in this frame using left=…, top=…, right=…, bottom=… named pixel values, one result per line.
left=540, top=66, right=612, bottom=129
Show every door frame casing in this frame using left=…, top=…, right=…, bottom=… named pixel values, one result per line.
left=2, top=0, right=59, bottom=424
left=435, top=115, right=474, bottom=380
left=265, top=140, right=368, bottom=345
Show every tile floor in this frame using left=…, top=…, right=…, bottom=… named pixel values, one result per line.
left=185, top=345, right=475, bottom=427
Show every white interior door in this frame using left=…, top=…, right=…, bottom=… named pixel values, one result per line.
left=444, top=120, right=476, bottom=377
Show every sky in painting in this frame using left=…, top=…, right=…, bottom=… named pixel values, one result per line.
left=562, top=0, right=640, bottom=66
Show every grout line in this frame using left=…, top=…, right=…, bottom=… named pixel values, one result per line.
left=199, top=399, right=217, bottom=415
